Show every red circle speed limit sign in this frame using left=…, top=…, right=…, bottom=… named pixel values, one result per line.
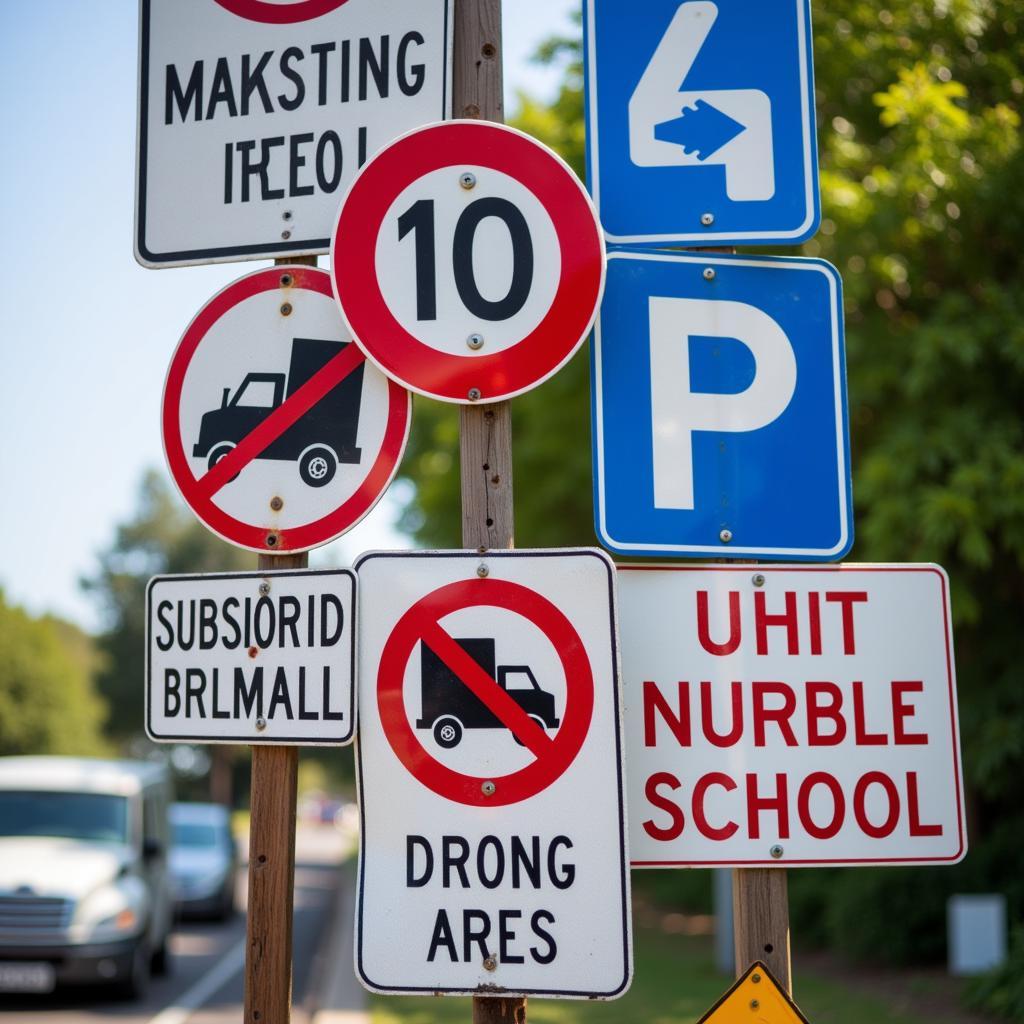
left=162, top=266, right=411, bottom=553
left=331, top=121, right=606, bottom=404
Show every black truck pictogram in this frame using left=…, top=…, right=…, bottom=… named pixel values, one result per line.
left=192, top=337, right=364, bottom=487
left=416, top=637, right=560, bottom=748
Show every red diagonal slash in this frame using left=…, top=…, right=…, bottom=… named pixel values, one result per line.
left=418, top=620, right=555, bottom=759
left=196, top=343, right=366, bottom=500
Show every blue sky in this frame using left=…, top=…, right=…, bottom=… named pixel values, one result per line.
left=0, top=0, right=577, bottom=633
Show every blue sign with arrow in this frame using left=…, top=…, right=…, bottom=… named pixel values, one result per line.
left=591, top=250, right=852, bottom=561
left=584, top=0, right=821, bottom=247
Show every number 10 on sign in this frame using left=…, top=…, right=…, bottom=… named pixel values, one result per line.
left=331, top=121, right=605, bottom=404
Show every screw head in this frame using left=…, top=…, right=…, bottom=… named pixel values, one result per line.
left=255, top=717, right=267, bottom=731
left=703, top=267, right=716, bottom=281
left=750, top=999, right=761, bottom=1010
left=719, top=528, right=733, bottom=544
left=467, top=387, right=482, bottom=402
left=481, top=780, right=496, bottom=797
left=460, top=171, right=477, bottom=190
left=701, top=211, right=715, bottom=226
left=770, top=844, right=784, bottom=859
left=467, top=333, right=484, bottom=350
left=270, top=496, right=283, bottom=512
left=266, top=532, right=279, bottom=547
left=281, top=229, right=292, bottom=240
left=280, top=302, right=293, bottom=316
left=752, top=573, right=765, bottom=587
left=282, top=210, right=293, bottom=221
left=279, top=273, right=293, bottom=287
left=752, top=973, right=762, bottom=984
left=258, top=581, right=271, bottom=596
left=483, top=956, right=497, bottom=972
left=476, top=563, right=489, bottom=578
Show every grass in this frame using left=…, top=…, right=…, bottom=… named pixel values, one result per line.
left=369, top=910, right=935, bottom=1024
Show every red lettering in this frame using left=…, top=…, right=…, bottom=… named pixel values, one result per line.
left=643, top=681, right=691, bottom=748
left=853, top=771, right=900, bottom=838
left=751, top=682, right=798, bottom=747
left=808, top=591, right=822, bottom=655
left=692, top=773, right=738, bottom=841
left=806, top=681, right=847, bottom=745
left=892, top=681, right=928, bottom=744
left=643, top=773, right=685, bottom=841
left=825, top=591, right=868, bottom=654
left=907, top=772, right=943, bottom=836
left=746, top=773, right=789, bottom=839
left=797, top=772, right=845, bottom=839
left=754, top=590, right=799, bottom=655
left=697, top=590, right=741, bottom=656
left=852, top=681, right=888, bottom=744
left=700, top=681, right=744, bottom=747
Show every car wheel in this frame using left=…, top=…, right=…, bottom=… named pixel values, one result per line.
left=207, top=443, right=240, bottom=482
left=299, top=446, right=337, bottom=488
left=433, top=717, right=463, bottom=749
left=115, top=939, right=151, bottom=1000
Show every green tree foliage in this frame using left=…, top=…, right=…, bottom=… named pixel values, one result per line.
left=82, top=470, right=251, bottom=742
left=397, top=1, right=1024, bottom=970
left=0, top=593, right=108, bottom=756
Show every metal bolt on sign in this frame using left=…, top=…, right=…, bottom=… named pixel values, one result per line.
left=752, top=573, right=766, bottom=587
left=467, top=333, right=485, bottom=350
left=703, top=267, right=716, bottom=281
left=770, top=845, right=784, bottom=859
left=460, top=171, right=477, bottom=189
left=258, top=581, right=271, bottom=596
left=483, top=956, right=498, bottom=972
left=255, top=717, right=267, bottom=732
left=468, top=387, right=482, bottom=401
left=481, top=780, right=496, bottom=797
left=701, top=211, right=715, bottom=226
left=476, top=563, right=490, bottom=578
left=720, top=528, right=733, bottom=543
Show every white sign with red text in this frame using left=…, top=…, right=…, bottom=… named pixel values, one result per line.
left=619, top=564, right=966, bottom=867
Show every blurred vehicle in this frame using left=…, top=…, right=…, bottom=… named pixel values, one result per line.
left=0, top=756, right=173, bottom=999
left=168, top=802, right=237, bottom=921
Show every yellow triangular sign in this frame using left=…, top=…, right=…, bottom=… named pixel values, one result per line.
left=697, top=962, right=811, bottom=1023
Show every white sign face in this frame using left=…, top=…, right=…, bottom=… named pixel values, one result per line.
left=146, top=569, right=356, bottom=745
left=619, top=564, right=966, bottom=867
left=354, top=549, right=631, bottom=999
left=136, top=0, right=452, bottom=267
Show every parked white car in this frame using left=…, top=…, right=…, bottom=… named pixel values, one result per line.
left=169, top=802, right=237, bottom=920
left=0, top=757, right=173, bottom=999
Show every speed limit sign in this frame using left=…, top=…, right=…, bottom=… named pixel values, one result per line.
left=331, top=121, right=605, bottom=404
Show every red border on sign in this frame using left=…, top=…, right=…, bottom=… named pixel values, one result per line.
left=621, top=563, right=966, bottom=867
left=162, top=266, right=411, bottom=553
left=377, top=578, right=595, bottom=806
left=211, top=0, right=350, bottom=23
left=332, top=121, right=605, bottom=403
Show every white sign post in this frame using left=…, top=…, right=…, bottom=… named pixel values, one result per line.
left=619, top=564, right=966, bottom=867
left=136, top=0, right=452, bottom=267
left=354, top=549, right=632, bottom=998
left=146, top=569, right=356, bottom=745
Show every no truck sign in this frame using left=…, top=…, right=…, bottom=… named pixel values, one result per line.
left=161, top=265, right=410, bottom=553
left=619, top=564, right=966, bottom=867
left=135, top=0, right=452, bottom=267
left=146, top=569, right=355, bottom=744
left=354, top=549, right=631, bottom=998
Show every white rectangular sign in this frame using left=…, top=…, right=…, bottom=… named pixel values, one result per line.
left=136, top=0, right=452, bottom=267
left=146, top=569, right=355, bottom=745
left=619, top=564, right=966, bottom=867
left=354, top=549, right=632, bottom=999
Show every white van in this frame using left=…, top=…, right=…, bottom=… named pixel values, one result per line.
left=0, top=757, right=174, bottom=998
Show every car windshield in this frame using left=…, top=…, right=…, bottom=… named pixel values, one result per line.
left=171, top=823, right=223, bottom=849
left=0, top=791, right=129, bottom=843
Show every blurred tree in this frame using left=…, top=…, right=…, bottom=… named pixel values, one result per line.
left=0, top=593, right=108, bottom=756
left=82, top=469, right=252, bottom=743
left=397, top=0, right=1024, bottom=968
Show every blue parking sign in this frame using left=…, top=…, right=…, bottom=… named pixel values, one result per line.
left=592, top=250, right=852, bottom=560
left=584, top=0, right=820, bottom=246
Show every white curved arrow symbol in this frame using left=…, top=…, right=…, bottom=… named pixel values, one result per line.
left=628, top=1, right=775, bottom=202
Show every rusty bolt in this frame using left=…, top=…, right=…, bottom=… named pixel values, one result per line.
left=483, top=956, right=497, bottom=971
left=280, top=302, right=293, bottom=316
left=281, top=229, right=292, bottom=240
left=752, top=973, right=762, bottom=984
left=270, top=496, right=283, bottom=511
left=266, top=532, right=279, bottom=547
left=280, top=273, right=293, bottom=287
left=750, top=999, right=760, bottom=1010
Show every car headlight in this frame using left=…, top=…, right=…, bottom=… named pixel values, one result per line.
left=74, top=884, right=144, bottom=940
